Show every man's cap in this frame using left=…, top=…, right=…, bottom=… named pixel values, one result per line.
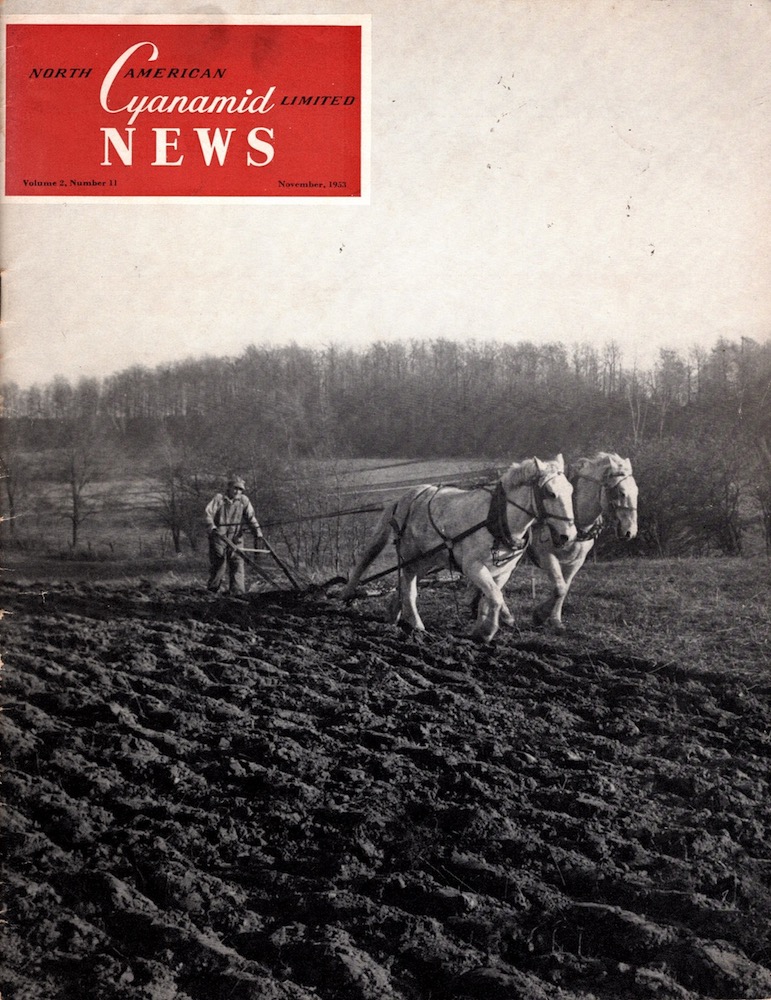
left=228, top=476, right=246, bottom=490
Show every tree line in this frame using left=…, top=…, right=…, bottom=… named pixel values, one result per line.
left=1, top=335, right=770, bottom=560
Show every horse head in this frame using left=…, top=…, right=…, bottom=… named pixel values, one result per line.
left=573, top=453, right=638, bottom=540
left=503, top=454, right=576, bottom=548
left=603, top=455, right=638, bottom=540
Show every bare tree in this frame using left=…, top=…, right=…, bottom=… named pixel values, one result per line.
left=53, top=421, right=108, bottom=549
left=624, top=369, right=649, bottom=446
left=0, top=451, right=24, bottom=543
left=150, top=439, right=210, bottom=554
left=0, top=415, right=32, bottom=543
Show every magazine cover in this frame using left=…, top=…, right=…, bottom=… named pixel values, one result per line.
left=2, top=2, right=771, bottom=998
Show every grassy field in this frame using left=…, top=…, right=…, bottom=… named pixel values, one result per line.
left=506, top=554, right=770, bottom=677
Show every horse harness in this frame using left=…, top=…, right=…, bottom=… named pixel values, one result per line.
left=572, top=469, right=637, bottom=542
left=391, top=471, right=570, bottom=574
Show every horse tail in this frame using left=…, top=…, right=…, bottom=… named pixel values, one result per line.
left=340, top=500, right=399, bottom=600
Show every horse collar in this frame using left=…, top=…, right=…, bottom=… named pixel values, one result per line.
left=486, top=481, right=525, bottom=552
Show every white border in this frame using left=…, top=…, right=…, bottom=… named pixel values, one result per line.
left=1, top=13, right=372, bottom=204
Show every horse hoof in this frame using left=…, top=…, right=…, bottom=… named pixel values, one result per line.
left=471, top=625, right=497, bottom=644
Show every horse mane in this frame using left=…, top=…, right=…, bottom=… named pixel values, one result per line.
left=571, top=452, right=632, bottom=478
left=500, top=455, right=564, bottom=489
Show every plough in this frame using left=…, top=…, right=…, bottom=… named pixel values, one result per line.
left=219, top=533, right=304, bottom=591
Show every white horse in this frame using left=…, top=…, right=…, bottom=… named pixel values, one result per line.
left=340, top=455, right=576, bottom=642
left=528, top=452, right=638, bottom=630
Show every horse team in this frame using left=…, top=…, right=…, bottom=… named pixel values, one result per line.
left=340, top=452, right=638, bottom=642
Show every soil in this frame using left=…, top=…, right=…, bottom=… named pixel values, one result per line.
left=2, top=579, right=771, bottom=1000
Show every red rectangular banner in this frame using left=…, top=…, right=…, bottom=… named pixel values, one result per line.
left=3, top=20, right=366, bottom=198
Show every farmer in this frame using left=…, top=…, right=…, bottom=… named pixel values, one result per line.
left=204, top=475, right=263, bottom=595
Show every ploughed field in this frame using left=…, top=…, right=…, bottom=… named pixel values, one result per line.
left=3, top=569, right=771, bottom=1000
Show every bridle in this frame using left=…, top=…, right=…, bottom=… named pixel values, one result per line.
left=504, top=469, right=575, bottom=529
left=572, top=469, right=637, bottom=539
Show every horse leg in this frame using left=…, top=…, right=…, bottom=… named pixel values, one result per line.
left=495, top=560, right=521, bottom=626
left=499, top=598, right=515, bottom=626
left=466, top=557, right=521, bottom=626
left=467, top=582, right=513, bottom=625
left=340, top=505, right=395, bottom=601
left=465, top=564, right=505, bottom=642
left=534, top=550, right=586, bottom=630
left=475, top=593, right=501, bottom=641
left=533, top=553, right=561, bottom=626
left=548, top=556, right=585, bottom=628
left=398, top=567, right=426, bottom=631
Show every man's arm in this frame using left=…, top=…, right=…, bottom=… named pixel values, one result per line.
left=204, top=495, right=222, bottom=533
left=243, top=497, right=263, bottom=537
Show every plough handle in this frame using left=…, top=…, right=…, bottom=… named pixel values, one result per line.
left=258, top=535, right=301, bottom=590
left=218, top=534, right=281, bottom=588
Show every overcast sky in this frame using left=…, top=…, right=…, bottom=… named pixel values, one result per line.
left=2, top=0, right=770, bottom=389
